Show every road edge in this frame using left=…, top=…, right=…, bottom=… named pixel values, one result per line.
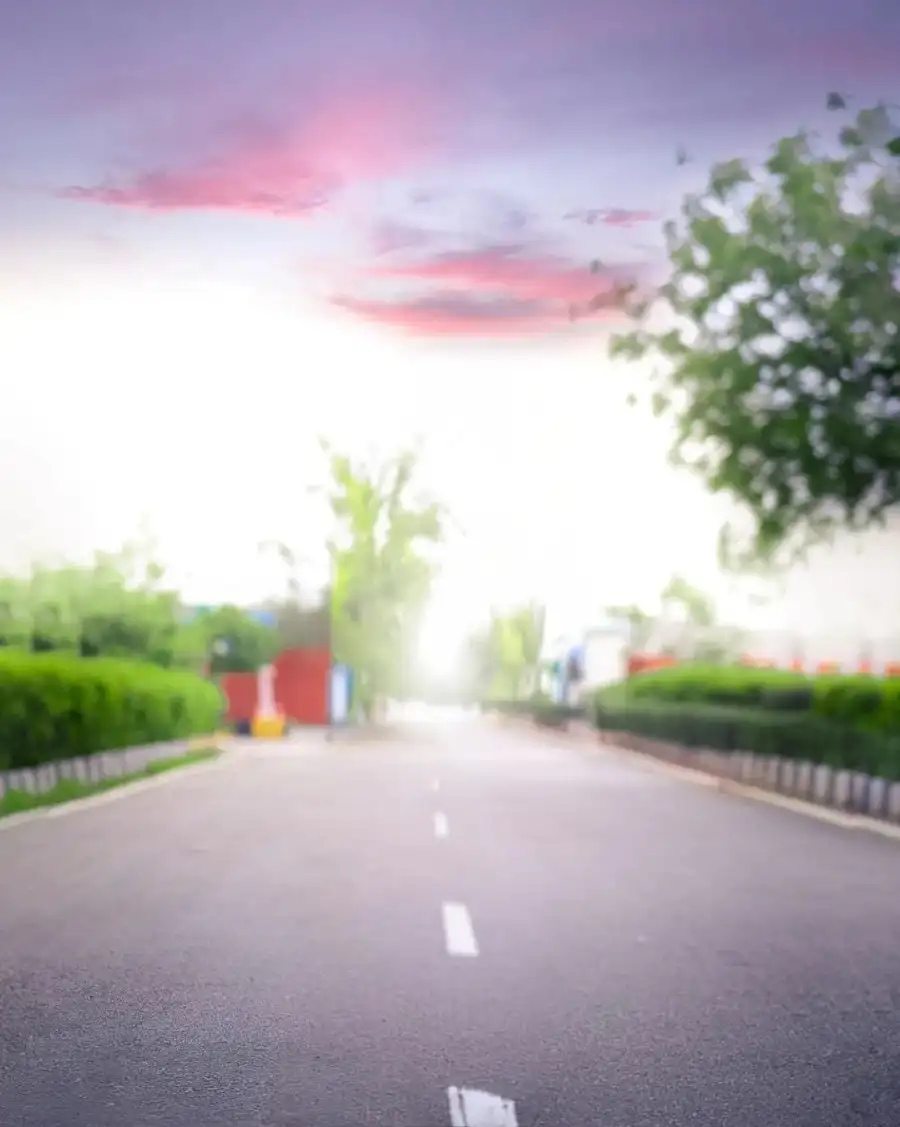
left=502, top=716, right=900, bottom=844
left=0, top=746, right=228, bottom=833
left=606, top=741, right=900, bottom=838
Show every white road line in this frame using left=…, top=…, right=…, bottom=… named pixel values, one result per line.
left=434, top=811, right=449, bottom=838
left=447, top=1086, right=518, bottom=1126
left=442, top=902, right=479, bottom=957
left=432, top=777, right=441, bottom=792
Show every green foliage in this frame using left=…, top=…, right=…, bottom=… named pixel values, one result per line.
left=0, top=651, right=224, bottom=771
left=188, top=604, right=280, bottom=674
left=0, top=545, right=283, bottom=673
left=324, top=443, right=445, bottom=716
left=617, top=663, right=810, bottom=707
left=464, top=603, right=546, bottom=699
left=660, top=575, right=715, bottom=628
left=596, top=662, right=900, bottom=734
left=610, top=94, right=900, bottom=561
left=0, top=543, right=204, bottom=669
left=606, top=575, right=744, bottom=663
left=591, top=700, right=900, bottom=778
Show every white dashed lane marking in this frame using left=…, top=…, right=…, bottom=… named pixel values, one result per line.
left=434, top=811, right=449, bottom=838
left=447, top=1087, right=519, bottom=1126
left=442, top=902, right=479, bottom=957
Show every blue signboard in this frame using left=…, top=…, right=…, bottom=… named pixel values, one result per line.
left=330, top=663, right=352, bottom=724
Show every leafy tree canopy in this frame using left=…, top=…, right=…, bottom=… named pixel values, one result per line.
left=0, top=543, right=192, bottom=666
left=0, top=542, right=279, bottom=673
left=324, top=443, right=446, bottom=716
left=610, top=94, right=900, bottom=563
left=464, top=602, right=546, bottom=700
left=188, top=604, right=280, bottom=674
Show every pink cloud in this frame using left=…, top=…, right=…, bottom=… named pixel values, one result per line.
left=331, top=241, right=641, bottom=336
left=370, top=244, right=637, bottom=306
left=60, top=173, right=332, bottom=217
left=331, top=292, right=565, bottom=337
left=58, top=85, right=439, bottom=217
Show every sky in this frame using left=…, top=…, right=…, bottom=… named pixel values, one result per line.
left=2, top=0, right=900, bottom=666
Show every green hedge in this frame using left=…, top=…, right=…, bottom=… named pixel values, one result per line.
left=592, top=700, right=900, bottom=779
left=611, top=663, right=900, bottom=733
left=0, top=651, right=224, bottom=771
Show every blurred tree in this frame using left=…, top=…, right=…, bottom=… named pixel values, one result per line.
left=0, top=541, right=205, bottom=669
left=660, top=574, right=715, bottom=628
left=323, top=442, right=446, bottom=719
left=188, top=604, right=280, bottom=674
left=608, top=94, right=900, bottom=563
left=466, top=602, right=546, bottom=699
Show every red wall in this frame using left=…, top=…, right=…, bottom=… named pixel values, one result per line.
left=221, top=647, right=331, bottom=726
left=275, top=647, right=330, bottom=725
left=221, top=670, right=258, bottom=724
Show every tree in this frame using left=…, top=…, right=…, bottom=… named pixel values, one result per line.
left=0, top=544, right=187, bottom=664
left=0, top=542, right=211, bottom=670
left=464, top=602, right=546, bottom=699
left=324, top=443, right=445, bottom=718
left=659, top=575, right=715, bottom=628
left=605, top=575, right=744, bottom=663
left=609, top=94, right=900, bottom=563
left=75, top=546, right=187, bottom=665
left=188, top=605, right=280, bottom=674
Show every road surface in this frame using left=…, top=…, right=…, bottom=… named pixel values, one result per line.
left=1, top=717, right=899, bottom=1126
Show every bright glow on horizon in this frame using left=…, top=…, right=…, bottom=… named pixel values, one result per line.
left=3, top=0, right=898, bottom=647
left=0, top=270, right=731, bottom=625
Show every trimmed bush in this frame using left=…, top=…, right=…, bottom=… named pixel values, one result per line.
left=623, top=664, right=812, bottom=708
left=609, top=663, right=900, bottom=734
left=592, top=701, right=900, bottom=780
left=812, top=674, right=900, bottom=733
left=591, top=664, right=900, bottom=779
left=0, top=651, right=224, bottom=770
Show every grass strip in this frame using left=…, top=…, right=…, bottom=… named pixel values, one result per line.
left=0, top=748, right=221, bottom=820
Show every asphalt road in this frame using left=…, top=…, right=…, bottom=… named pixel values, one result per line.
left=1, top=717, right=899, bottom=1126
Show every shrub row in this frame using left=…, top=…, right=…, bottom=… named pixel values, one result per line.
left=591, top=701, right=900, bottom=780
left=0, top=651, right=224, bottom=770
left=483, top=667, right=900, bottom=779
left=614, top=663, right=900, bottom=733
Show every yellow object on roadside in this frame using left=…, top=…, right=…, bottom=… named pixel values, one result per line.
left=251, top=714, right=287, bottom=739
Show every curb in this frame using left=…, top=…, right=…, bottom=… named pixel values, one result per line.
left=600, top=740, right=896, bottom=833
left=503, top=715, right=900, bottom=844
left=632, top=750, right=900, bottom=842
left=0, top=747, right=227, bottom=834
